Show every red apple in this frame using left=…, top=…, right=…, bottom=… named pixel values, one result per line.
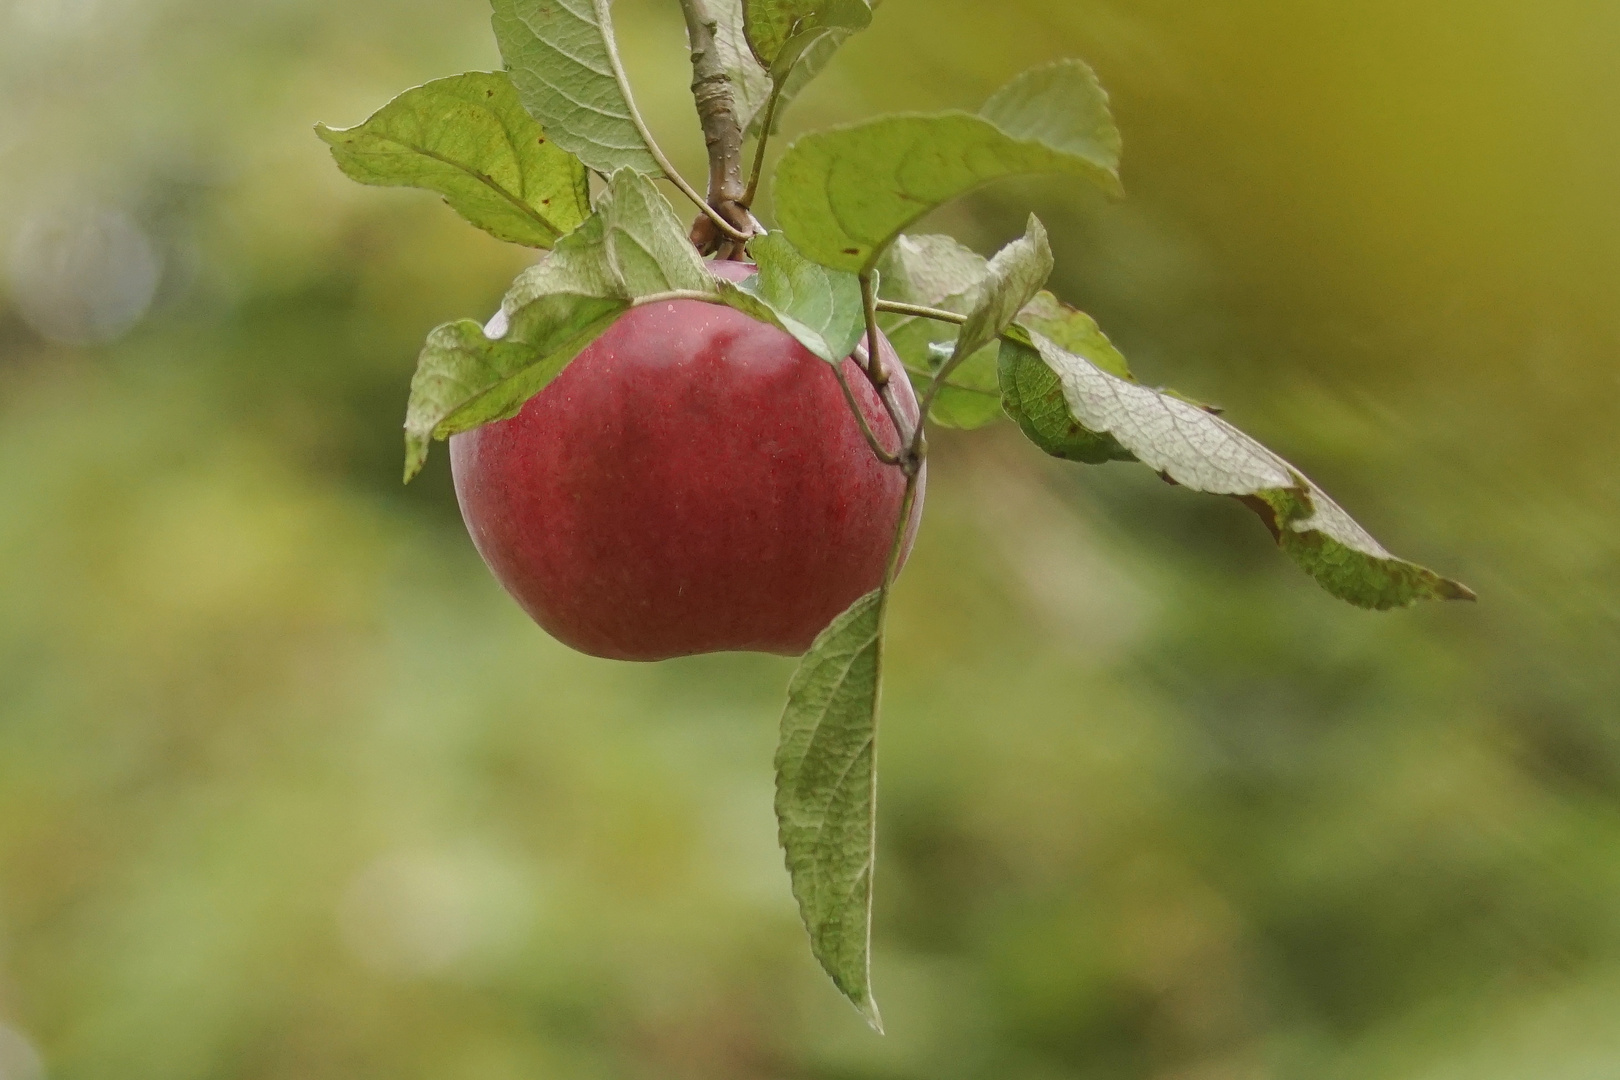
left=448, top=260, right=925, bottom=661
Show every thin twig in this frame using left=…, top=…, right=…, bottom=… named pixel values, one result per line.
left=873, top=300, right=967, bottom=324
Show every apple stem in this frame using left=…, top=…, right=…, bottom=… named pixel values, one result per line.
left=679, top=0, right=756, bottom=258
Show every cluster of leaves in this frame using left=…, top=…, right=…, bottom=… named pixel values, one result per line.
left=318, top=0, right=1470, bottom=1030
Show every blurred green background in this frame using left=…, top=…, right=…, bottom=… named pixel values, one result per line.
left=2, top=0, right=1617, bottom=1077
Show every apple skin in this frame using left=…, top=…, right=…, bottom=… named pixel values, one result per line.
left=448, top=260, right=925, bottom=661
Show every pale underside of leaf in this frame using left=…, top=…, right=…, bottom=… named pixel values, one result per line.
left=1015, top=290, right=1133, bottom=380
left=315, top=72, right=589, bottom=248
left=1004, top=330, right=1473, bottom=608
left=875, top=230, right=1039, bottom=430
left=998, top=337, right=1132, bottom=462
left=598, top=169, right=712, bottom=295
left=775, top=587, right=886, bottom=1031
left=491, top=0, right=662, bottom=177
left=876, top=233, right=987, bottom=308
left=948, top=215, right=1053, bottom=367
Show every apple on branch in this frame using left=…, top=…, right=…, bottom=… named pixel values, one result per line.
left=450, top=259, right=923, bottom=661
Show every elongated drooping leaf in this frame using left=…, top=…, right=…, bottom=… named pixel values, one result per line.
left=774, top=59, right=1120, bottom=272
left=404, top=171, right=712, bottom=479
left=711, top=0, right=774, bottom=135
left=998, top=329, right=1132, bottom=463
left=1001, top=330, right=1474, bottom=608
left=491, top=0, right=661, bottom=177
left=315, top=72, right=589, bottom=248
left=775, top=588, right=886, bottom=1031
left=725, top=232, right=864, bottom=361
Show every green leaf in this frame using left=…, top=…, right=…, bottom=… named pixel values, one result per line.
left=598, top=169, right=712, bottom=295
left=747, top=31, right=835, bottom=136
left=402, top=171, right=707, bottom=480
left=1250, top=487, right=1475, bottom=609
left=909, top=347, right=1003, bottom=429
left=404, top=214, right=628, bottom=480
left=314, top=72, right=589, bottom=248
left=979, top=58, right=1121, bottom=179
left=744, top=0, right=871, bottom=69
left=774, top=59, right=1121, bottom=272
left=744, top=0, right=876, bottom=136
left=775, top=587, right=887, bottom=1031
left=491, top=0, right=662, bottom=177
left=876, top=234, right=989, bottom=418
left=998, top=335, right=1131, bottom=462
left=723, top=232, right=864, bottom=362
left=712, top=0, right=774, bottom=136
left=1001, top=331, right=1474, bottom=608
left=872, top=225, right=1048, bottom=431
left=745, top=0, right=819, bottom=65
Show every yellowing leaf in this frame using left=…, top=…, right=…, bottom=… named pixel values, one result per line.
left=315, top=71, right=589, bottom=248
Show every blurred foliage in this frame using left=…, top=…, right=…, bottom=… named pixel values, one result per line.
left=2, top=0, right=1619, bottom=1078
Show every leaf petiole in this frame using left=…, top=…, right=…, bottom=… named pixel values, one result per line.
left=742, top=80, right=786, bottom=206
left=872, top=299, right=967, bottom=325
left=857, top=274, right=922, bottom=472
left=830, top=362, right=902, bottom=466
